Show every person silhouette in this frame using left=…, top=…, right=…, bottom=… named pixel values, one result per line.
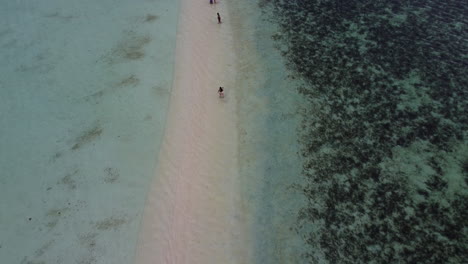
left=217, top=13, right=221, bottom=24
left=218, top=87, right=224, bottom=98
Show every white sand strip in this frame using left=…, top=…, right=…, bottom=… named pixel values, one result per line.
left=135, top=0, right=247, bottom=263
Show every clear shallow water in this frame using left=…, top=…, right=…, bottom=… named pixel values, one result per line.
left=240, top=0, right=467, bottom=263
left=229, top=0, right=308, bottom=262
left=0, top=0, right=179, bottom=262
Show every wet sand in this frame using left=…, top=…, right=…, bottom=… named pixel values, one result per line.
left=135, top=0, right=247, bottom=263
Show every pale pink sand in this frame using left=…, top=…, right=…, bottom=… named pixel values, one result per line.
left=135, top=1, right=248, bottom=263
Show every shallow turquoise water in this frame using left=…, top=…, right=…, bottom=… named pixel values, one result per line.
left=229, top=0, right=309, bottom=262
left=0, top=0, right=179, bottom=262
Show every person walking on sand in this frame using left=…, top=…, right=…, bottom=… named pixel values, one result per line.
left=218, top=87, right=224, bottom=98
left=217, top=13, right=221, bottom=24
left=210, top=0, right=213, bottom=4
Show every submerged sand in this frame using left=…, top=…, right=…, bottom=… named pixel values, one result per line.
left=0, top=0, right=180, bottom=263
left=135, top=0, right=247, bottom=263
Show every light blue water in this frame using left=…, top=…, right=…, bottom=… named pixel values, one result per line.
left=0, top=0, right=179, bottom=262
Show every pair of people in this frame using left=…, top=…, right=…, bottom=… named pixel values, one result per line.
left=210, top=0, right=222, bottom=98
left=209, top=0, right=222, bottom=23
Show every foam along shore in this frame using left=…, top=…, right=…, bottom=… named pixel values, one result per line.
left=135, top=0, right=246, bottom=263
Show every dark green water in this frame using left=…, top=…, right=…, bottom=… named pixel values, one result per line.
left=238, top=0, right=467, bottom=263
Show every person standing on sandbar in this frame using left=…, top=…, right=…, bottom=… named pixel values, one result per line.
left=217, top=13, right=221, bottom=24
left=218, top=87, right=224, bottom=98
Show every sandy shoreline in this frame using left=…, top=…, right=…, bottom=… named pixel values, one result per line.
left=135, top=0, right=247, bottom=263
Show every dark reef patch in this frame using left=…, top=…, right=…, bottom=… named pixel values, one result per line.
left=34, top=240, right=54, bottom=258
left=144, top=14, right=159, bottom=22
left=83, top=90, right=105, bottom=103
left=102, top=32, right=151, bottom=64
left=263, top=0, right=468, bottom=262
left=151, top=85, right=170, bottom=97
left=79, top=233, right=98, bottom=249
left=144, top=114, right=153, bottom=121
left=45, top=207, right=69, bottom=231
left=103, top=167, right=119, bottom=183
left=115, top=74, right=139, bottom=87
left=71, top=125, right=103, bottom=150
left=58, top=169, right=79, bottom=190
left=81, top=75, right=139, bottom=104
left=95, top=216, right=126, bottom=231
left=20, top=257, right=46, bottom=264
left=44, top=12, right=75, bottom=22
left=50, top=151, right=62, bottom=163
